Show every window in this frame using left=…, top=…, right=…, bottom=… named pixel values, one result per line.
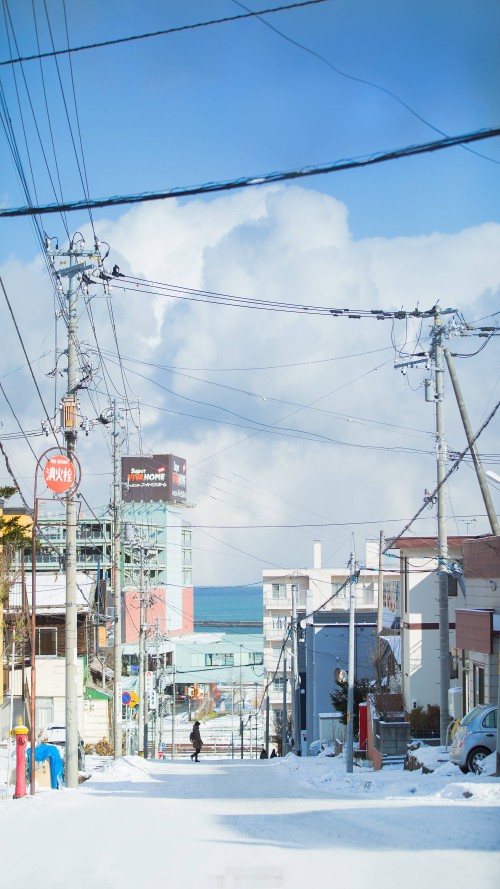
left=182, top=567, right=192, bottom=585
left=271, top=583, right=287, bottom=599
left=247, top=652, right=261, bottom=664
left=271, top=614, right=287, bottom=631
left=473, top=664, right=485, bottom=706
left=450, top=648, right=459, bottom=680
left=205, top=653, right=234, bottom=667
left=331, top=581, right=347, bottom=601
left=36, top=697, right=53, bottom=729
left=483, top=709, right=497, bottom=730
left=273, top=676, right=284, bottom=692
left=36, top=627, right=57, bottom=656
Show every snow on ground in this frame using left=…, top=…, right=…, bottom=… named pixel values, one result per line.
left=0, top=747, right=499, bottom=889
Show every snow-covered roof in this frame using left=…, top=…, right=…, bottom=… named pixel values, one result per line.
left=9, top=573, right=96, bottom=612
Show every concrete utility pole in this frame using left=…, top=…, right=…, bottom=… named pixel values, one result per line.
left=377, top=530, right=385, bottom=687
left=346, top=554, right=356, bottom=774
left=281, top=654, right=287, bottom=756
left=138, top=545, right=146, bottom=756
left=265, top=695, right=270, bottom=756
left=239, top=643, right=244, bottom=759
left=171, top=661, right=176, bottom=760
left=112, top=400, right=123, bottom=759
left=64, top=249, right=79, bottom=790
left=444, top=350, right=500, bottom=536
left=154, top=620, right=160, bottom=759
left=433, top=309, right=451, bottom=745
left=50, top=238, right=99, bottom=789
left=290, top=578, right=298, bottom=753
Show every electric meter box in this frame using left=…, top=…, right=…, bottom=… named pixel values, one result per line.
left=448, top=686, right=463, bottom=720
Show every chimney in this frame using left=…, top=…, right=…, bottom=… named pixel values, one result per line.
left=313, top=539, right=322, bottom=569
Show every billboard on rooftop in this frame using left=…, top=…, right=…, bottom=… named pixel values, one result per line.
left=121, top=454, right=187, bottom=504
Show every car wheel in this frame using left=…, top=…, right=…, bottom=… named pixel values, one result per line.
left=459, top=765, right=468, bottom=775
left=466, top=747, right=490, bottom=774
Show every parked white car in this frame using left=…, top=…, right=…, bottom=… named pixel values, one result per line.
left=43, top=724, right=86, bottom=770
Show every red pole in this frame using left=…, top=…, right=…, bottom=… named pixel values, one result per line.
left=13, top=718, right=29, bottom=799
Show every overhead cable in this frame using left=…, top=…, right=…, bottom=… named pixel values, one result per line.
left=1, top=126, right=498, bottom=218
left=0, top=1, right=330, bottom=68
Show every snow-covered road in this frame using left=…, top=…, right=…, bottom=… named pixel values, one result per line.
left=1, top=754, right=499, bottom=889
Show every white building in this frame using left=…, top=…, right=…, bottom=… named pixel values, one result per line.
left=394, top=536, right=467, bottom=712
left=262, top=540, right=389, bottom=729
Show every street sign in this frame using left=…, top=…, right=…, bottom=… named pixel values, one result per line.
left=129, top=691, right=139, bottom=708
left=149, top=690, right=157, bottom=710
left=122, top=691, right=132, bottom=705
left=43, top=454, right=76, bottom=493
left=145, top=670, right=153, bottom=692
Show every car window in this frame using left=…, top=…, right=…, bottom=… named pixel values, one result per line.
left=482, top=709, right=497, bottom=730
left=461, top=706, right=483, bottom=726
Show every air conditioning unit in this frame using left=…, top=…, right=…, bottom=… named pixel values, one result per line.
left=448, top=686, right=463, bottom=720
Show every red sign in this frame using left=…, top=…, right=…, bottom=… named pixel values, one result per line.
left=43, top=454, right=76, bottom=493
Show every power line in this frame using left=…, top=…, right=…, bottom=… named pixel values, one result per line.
left=230, top=0, right=498, bottom=167
left=0, top=1, right=330, bottom=68
left=385, top=399, right=500, bottom=550
left=0, top=276, right=60, bottom=445
left=2, top=126, right=498, bottom=218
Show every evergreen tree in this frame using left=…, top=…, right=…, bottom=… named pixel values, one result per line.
left=330, top=677, right=372, bottom=737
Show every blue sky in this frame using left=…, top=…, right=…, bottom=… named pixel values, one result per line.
left=0, top=1, right=499, bottom=583
left=2, top=0, right=499, bottom=247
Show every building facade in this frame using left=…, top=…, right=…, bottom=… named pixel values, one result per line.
left=456, top=535, right=500, bottom=714
left=262, top=540, right=390, bottom=739
left=394, top=536, right=467, bottom=712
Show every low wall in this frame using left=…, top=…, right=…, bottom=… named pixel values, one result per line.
left=366, top=695, right=410, bottom=770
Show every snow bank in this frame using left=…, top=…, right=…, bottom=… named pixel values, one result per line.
left=274, top=750, right=500, bottom=802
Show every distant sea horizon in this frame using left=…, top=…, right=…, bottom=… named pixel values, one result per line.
left=194, top=585, right=263, bottom=634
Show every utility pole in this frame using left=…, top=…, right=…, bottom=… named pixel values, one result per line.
left=138, top=545, right=146, bottom=756
left=254, top=682, right=258, bottom=757
left=112, top=399, right=122, bottom=759
left=433, top=309, right=451, bottom=745
left=239, top=643, right=244, bottom=759
left=64, top=246, right=79, bottom=790
left=281, top=654, right=287, bottom=756
left=377, top=530, right=385, bottom=687
left=346, top=553, right=357, bottom=774
left=444, top=349, right=500, bottom=536
left=154, top=619, right=160, bottom=759
left=265, top=695, right=270, bottom=756
left=231, top=683, right=235, bottom=759
left=51, top=238, right=95, bottom=788
left=171, top=661, right=176, bottom=760
left=290, top=579, right=298, bottom=754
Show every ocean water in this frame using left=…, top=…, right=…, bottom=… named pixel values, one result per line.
left=194, top=585, right=263, bottom=633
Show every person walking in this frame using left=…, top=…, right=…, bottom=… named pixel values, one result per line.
left=190, top=721, right=203, bottom=762
left=259, top=747, right=268, bottom=759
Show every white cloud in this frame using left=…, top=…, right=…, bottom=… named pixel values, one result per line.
left=1, top=186, right=499, bottom=583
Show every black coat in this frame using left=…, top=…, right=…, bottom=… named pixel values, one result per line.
left=191, top=724, right=203, bottom=749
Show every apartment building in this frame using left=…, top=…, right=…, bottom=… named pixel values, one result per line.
left=394, top=536, right=467, bottom=712
left=15, top=502, right=194, bottom=639
left=262, top=540, right=390, bottom=733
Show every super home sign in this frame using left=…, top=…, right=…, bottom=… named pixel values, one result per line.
left=43, top=454, right=76, bottom=493
left=121, top=454, right=187, bottom=503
